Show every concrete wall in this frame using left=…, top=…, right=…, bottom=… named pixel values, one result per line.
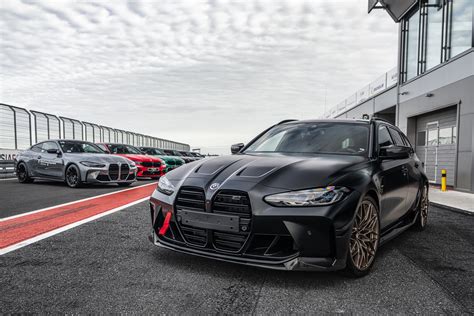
left=335, top=50, right=474, bottom=192
left=338, top=86, right=397, bottom=120
left=399, top=75, right=474, bottom=192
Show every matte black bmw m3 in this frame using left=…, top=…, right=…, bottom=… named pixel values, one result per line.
left=149, top=118, right=429, bottom=276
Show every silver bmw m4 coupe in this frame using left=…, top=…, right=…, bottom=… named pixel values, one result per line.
left=15, top=140, right=138, bottom=188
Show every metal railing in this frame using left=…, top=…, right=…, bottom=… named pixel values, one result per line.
left=0, top=103, right=190, bottom=152
left=325, top=67, right=398, bottom=118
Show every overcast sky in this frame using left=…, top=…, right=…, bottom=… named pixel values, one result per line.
left=0, top=0, right=398, bottom=154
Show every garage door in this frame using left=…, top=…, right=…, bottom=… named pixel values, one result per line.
left=415, top=107, right=457, bottom=186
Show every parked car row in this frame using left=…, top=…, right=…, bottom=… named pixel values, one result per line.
left=14, top=139, right=203, bottom=188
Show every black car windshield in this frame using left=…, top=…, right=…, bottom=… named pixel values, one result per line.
left=244, top=122, right=369, bottom=156
left=164, top=150, right=183, bottom=156
left=108, top=144, right=142, bottom=154
left=59, top=141, right=104, bottom=153
left=152, top=148, right=166, bottom=155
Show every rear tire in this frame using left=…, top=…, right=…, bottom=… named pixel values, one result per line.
left=17, top=162, right=34, bottom=183
left=344, top=195, right=380, bottom=277
left=118, top=182, right=132, bottom=187
left=413, top=184, right=429, bottom=231
left=65, top=164, right=82, bottom=188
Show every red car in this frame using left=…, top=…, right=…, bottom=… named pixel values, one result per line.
left=97, top=143, right=166, bottom=179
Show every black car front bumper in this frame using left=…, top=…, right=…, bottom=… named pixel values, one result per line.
left=149, top=189, right=361, bottom=271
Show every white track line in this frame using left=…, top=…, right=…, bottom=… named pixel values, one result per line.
left=0, top=181, right=157, bottom=222
left=0, top=178, right=17, bottom=181
left=0, top=196, right=150, bottom=255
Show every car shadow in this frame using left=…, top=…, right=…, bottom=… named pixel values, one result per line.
left=147, top=233, right=414, bottom=288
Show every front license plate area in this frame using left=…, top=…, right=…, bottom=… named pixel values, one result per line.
left=177, top=209, right=239, bottom=233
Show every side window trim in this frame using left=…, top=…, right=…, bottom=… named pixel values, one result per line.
left=377, top=124, right=395, bottom=149
left=387, top=127, right=405, bottom=147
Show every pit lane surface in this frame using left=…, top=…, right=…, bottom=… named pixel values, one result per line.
left=0, top=178, right=157, bottom=218
left=1, top=199, right=472, bottom=313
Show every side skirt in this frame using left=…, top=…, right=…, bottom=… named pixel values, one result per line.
left=379, top=211, right=418, bottom=246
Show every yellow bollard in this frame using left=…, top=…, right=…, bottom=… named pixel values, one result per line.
left=441, top=169, right=447, bottom=192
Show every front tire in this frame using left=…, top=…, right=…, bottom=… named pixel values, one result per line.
left=344, top=196, right=380, bottom=277
left=65, top=164, right=82, bottom=188
left=413, top=184, right=429, bottom=231
left=17, top=163, right=34, bottom=183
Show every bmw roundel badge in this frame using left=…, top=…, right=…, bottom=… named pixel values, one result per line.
left=209, top=183, right=220, bottom=190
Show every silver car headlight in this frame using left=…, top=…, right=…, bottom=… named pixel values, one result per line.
left=157, top=175, right=175, bottom=195
left=264, top=186, right=350, bottom=207
left=80, top=161, right=106, bottom=168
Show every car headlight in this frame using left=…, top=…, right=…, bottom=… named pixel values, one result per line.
left=127, top=160, right=136, bottom=168
left=80, top=161, right=106, bottom=168
left=135, top=161, right=142, bottom=165
left=157, top=176, right=175, bottom=195
left=264, top=186, right=349, bottom=207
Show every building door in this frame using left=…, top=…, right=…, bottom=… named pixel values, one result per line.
left=415, top=107, right=457, bottom=186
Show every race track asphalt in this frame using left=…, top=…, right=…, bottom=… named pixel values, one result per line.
left=1, top=201, right=472, bottom=314
left=0, top=178, right=156, bottom=218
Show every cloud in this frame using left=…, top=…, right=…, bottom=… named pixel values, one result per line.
left=0, top=0, right=398, bottom=153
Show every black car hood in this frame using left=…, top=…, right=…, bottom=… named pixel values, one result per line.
left=167, top=153, right=368, bottom=191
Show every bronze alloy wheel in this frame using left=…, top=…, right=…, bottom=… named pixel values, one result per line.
left=420, top=185, right=429, bottom=227
left=349, top=199, right=379, bottom=271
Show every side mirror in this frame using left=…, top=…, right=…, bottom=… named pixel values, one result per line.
left=231, top=143, right=245, bottom=154
left=47, top=148, right=60, bottom=155
left=379, top=146, right=410, bottom=160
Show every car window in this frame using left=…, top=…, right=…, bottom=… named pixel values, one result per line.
left=378, top=126, right=394, bottom=147
left=388, top=128, right=405, bottom=147
left=108, top=144, right=127, bottom=154
left=108, top=144, right=142, bottom=154
left=97, top=144, right=108, bottom=152
left=42, top=141, right=59, bottom=153
left=31, top=143, right=43, bottom=152
left=244, top=122, right=369, bottom=156
left=59, top=141, right=104, bottom=153
left=401, top=133, right=413, bottom=149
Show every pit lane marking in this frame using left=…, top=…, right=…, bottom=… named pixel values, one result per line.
left=0, top=182, right=157, bottom=255
left=0, top=182, right=157, bottom=222
left=0, top=197, right=150, bottom=255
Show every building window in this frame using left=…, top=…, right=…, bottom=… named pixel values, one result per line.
left=452, top=126, right=457, bottom=144
left=401, top=0, right=473, bottom=83
left=417, top=131, right=426, bottom=146
left=406, top=11, right=420, bottom=80
left=450, top=0, right=473, bottom=58
left=425, top=0, right=443, bottom=70
left=427, top=129, right=438, bottom=146
left=438, top=127, right=453, bottom=145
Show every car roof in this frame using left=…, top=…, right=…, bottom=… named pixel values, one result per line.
left=99, top=143, right=137, bottom=146
left=281, top=119, right=370, bottom=125
left=45, top=139, right=93, bottom=142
